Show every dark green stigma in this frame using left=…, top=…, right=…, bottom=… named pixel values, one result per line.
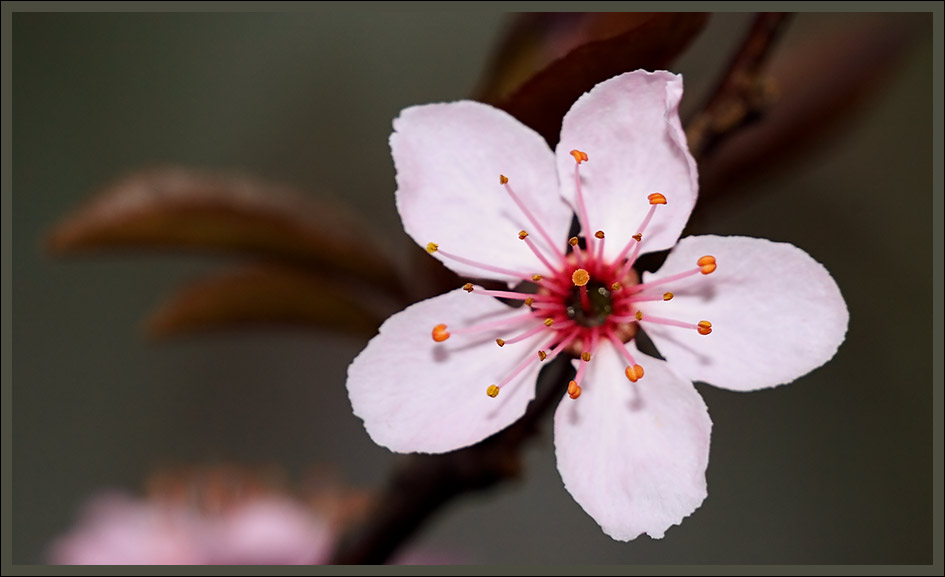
left=566, top=282, right=613, bottom=327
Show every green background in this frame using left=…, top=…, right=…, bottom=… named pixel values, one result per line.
left=12, top=11, right=934, bottom=564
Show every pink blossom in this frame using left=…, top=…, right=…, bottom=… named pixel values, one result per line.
left=48, top=492, right=333, bottom=565
left=346, top=70, right=848, bottom=541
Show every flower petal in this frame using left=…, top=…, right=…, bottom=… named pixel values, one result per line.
left=347, top=288, right=548, bottom=453
left=554, top=342, right=711, bottom=541
left=556, top=70, right=698, bottom=259
left=392, top=102, right=572, bottom=283
left=640, top=235, right=849, bottom=391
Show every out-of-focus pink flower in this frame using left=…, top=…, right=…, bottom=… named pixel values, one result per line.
left=49, top=492, right=333, bottom=565
left=347, top=70, right=848, bottom=540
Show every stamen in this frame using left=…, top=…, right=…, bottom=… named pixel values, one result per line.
left=432, top=323, right=450, bottom=342
left=567, top=328, right=600, bottom=400
left=570, top=151, right=593, bottom=252
left=594, top=230, right=606, bottom=269
left=698, top=255, right=717, bottom=275
left=571, top=268, right=590, bottom=287
left=487, top=384, right=500, bottom=398
left=537, top=350, right=548, bottom=361
left=631, top=256, right=716, bottom=293
left=567, top=380, right=582, bottom=400
left=581, top=351, right=592, bottom=362
left=501, top=176, right=566, bottom=262
left=543, top=318, right=555, bottom=327
left=520, top=231, right=560, bottom=274
left=449, top=312, right=538, bottom=336
left=568, top=236, right=586, bottom=267
left=627, top=291, right=675, bottom=303
left=433, top=246, right=539, bottom=283
left=613, top=194, right=667, bottom=275
left=464, top=287, right=556, bottom=303
left=463, top=283, right=474, bottom=293
left=624, top=364, right=645, bottom=383
left=611, top=282, right=622, bottom=291
left=605, top=329, right=645, bottom=381
left=638, top=313, right=714, bottom=335
left=496, top=338, right=505, bottom=347
left=488, top=332, right=560, bottom=397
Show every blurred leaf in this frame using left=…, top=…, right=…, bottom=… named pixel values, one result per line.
left=47, top=167, right=403, bottom=289
left=697, top=14, right=922, bottom=198
left=476, top=12, right=709, bottom=145
left=145, top=263, right=387, bottom=340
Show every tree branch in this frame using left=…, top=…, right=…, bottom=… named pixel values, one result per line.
left=327, top=357, right=573, bottom=564
left=685, top=13, right=792, bottom=161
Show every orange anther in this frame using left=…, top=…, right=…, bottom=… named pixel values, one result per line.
left=524, top=297, right=535, bottom=306
left=518, top=230, right=528, bottom=240
left=496, top=338, right=505, bottom=347
left=594, top=230, right=605, bottom=239
left=499, top=175, right=508, bottom=185
left=635, top=311, right=644, bottom=321
left=432, top=323, right=450, bottom=342
left=663, top=292, right=674, bottom=301
left=625, top=364, right=645, bottom=382
left=611, top=282, right=622, bottom=291
left=632, top=233, right=642, bottom=242
left=532, top=274, right=543, bottom=282
left=569, top=236, right=580, bottom=247
left=487, top=385, right=500, bottom=398
left=697, top=320, right=713, bottom=335
left=581, top=351, right=591, bottom=362
left=567, top=380, right=582, bottom=399
left=544, top=318, right=554, bottom=327
left=700, top=263, right=717, bottom=275
left=647, top=193, right=667, bottom=205
left=463, top=283, right=474, bottom=293
left=697, top=255, right=716, bottom=266
left=571, top=268, right=590, bottom=287
left=570, top=149, right=589, bottom=164
left=537, top=350, right=548, bottom=361
left=425, top=242, right=438, bottom=254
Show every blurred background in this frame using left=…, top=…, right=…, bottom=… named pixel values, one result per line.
left=12, top=11, right=933, bottom=564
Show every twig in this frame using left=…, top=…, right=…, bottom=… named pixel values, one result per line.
left=685, top=13, right=792, bottom=161
left=327, top=357, right=573, bottom=564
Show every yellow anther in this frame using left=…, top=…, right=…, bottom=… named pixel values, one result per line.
left=698, top=255, right=717, bottom=275
left=487, top=384, right=500, bottom=398
left=567, top=380, right=582, bottom=399
left=518, top=230, right=529, bottom=240
left=499, top=174, right=508, bottom=185
left=697, top=320, right=713, bottom=335
left=496, top=338, right=505, bottom=347
left=663, top=292, right=674, bottom=301
left=611, top=282, right=622, bottom=291
left=570, top=149, right=589, bottom=164
left=537, top=350, right=548, bottom=361
left=632, top=233, right=643, bottom=242
left=581, top=351, right=591, bottom=362
left=568, top=236, right=580, bottom=247
left=594, top=230, right=605, bottom=239
left=426, top=242, right=439, bottom=254
left=571, top=268, right=590, bottom=287
left=635, top=310, right=644, bottom=321
left=524, top=297, right=535, bottom=306
left=463, top=283, right=474, bottom=293
left=432, top=323, right=450, bottom=342
left=544, top=318, right=554, bottom=327
left=647, top=192, right=667, bottom=205
left=532, top=274, right=543, bottom=282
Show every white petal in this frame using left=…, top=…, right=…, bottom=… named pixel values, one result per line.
left=556, top=70, right=698, bottom=260
left=555, top=343, right=711, bottom=540
left=392, top=102, right=573, bottom=283
left=347, top=288, right=549, bottom=453
left=640, top=235, right=849, bottom=391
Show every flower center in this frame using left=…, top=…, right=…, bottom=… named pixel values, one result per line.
left=425, top=150, right=715, bottom=401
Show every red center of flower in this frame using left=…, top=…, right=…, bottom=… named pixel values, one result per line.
left=426, top=150, right=715, bottom=401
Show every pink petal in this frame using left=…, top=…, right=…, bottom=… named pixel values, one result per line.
left=640, top=235, right=849, bottom=391
left=347, top=288, right=547, bottom=453
left=392, top=102, right=572, bottom=283
left=554, top=342, right=711, bottom=541
left=556, top=70, right=698, bottom=259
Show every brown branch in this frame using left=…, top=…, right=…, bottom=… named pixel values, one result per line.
left=327, top=357, right=574, bottom=564
left=685, top=13, right=792, bottom=161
